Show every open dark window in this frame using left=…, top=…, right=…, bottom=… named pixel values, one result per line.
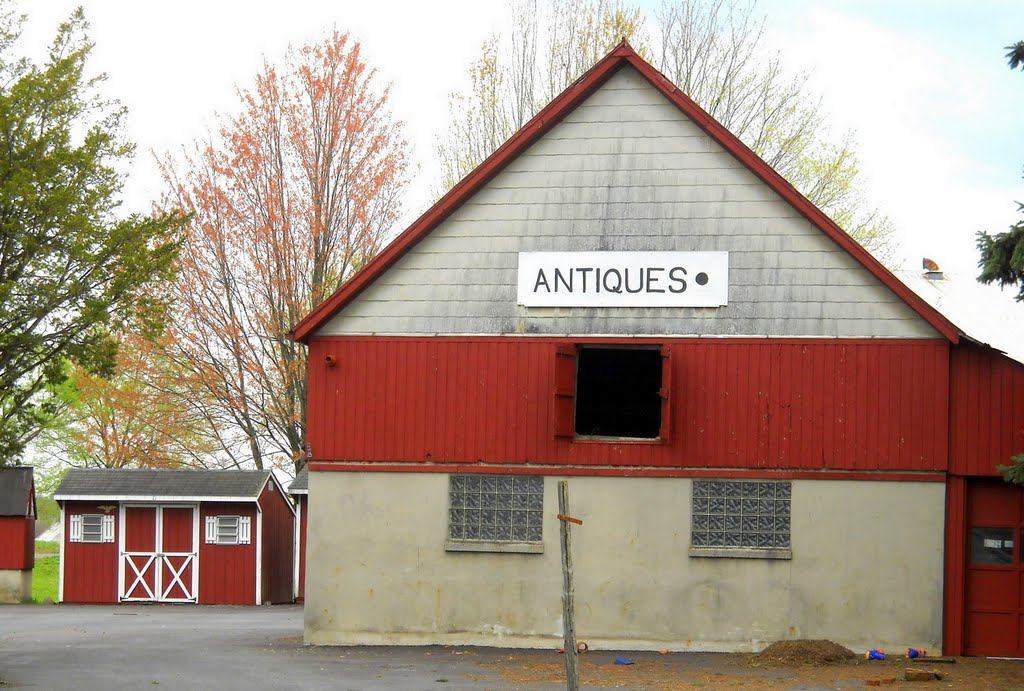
left=574, top=345, right=666, bottom=439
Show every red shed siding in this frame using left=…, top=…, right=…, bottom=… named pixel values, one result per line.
left=198, top=503, right=257, bottom=605
left=308, top=337, right=949, bottom=471
left=62, top=502, right=118, bottom=603
left=258, top=483, right=294, bottom=604
left=0, top=516, right=34, bottom=570
left=950, top=343, right=1024, bottom=477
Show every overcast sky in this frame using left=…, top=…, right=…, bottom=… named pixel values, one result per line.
left=21, top=0, right=1024, bottom=277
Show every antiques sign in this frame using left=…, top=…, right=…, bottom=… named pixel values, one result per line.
left=517, top=251, right=729, bottom=307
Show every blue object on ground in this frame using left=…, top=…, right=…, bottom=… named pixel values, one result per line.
left=614, top=658, right=635, bottom=665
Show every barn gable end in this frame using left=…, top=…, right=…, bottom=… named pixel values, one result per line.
left=309, top=60, right=951, bottom=340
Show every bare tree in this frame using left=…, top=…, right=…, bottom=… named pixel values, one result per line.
left=437, top=0, right=895, bottom=260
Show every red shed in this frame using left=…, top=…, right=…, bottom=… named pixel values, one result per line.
left=0, top=467, right=36, bottom=603
left=287, top=467, right=307, bottom=602
left=290, top=42, right=1024, bottom=656
left=54, top=469, right=294, bottom=605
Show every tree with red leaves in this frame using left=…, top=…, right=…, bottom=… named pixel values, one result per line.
left=161, top=31, right=410, bottom=471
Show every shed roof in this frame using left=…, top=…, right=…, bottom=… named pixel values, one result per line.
left=289, top=41, right=960, bottom=345
left=0, top=467, right=34, bottom=517
left=54, top=468, right=272, bottom=502
left=288, top=467, right=308, bottom=495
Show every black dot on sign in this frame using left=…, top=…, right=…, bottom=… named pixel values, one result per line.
left=696, top=272, right=709, bottom=286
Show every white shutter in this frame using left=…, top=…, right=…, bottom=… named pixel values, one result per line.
left=70, top=514, right=83, bottom=542
left=239, top=516, right=251, bottom=545
left=205, top=516, right=217, bottom=544
left=101, top=514, right=115, bottom=543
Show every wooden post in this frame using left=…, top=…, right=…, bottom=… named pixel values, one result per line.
left=558, top=480, right=579, bottom=691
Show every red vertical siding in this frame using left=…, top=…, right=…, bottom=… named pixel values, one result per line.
left=61, top=502, right=119, bottom=604
left=944, top=476, right=967, bottom=655
left=0, top=517, right=34, bottom=570
left=950, top=343, right=1024, bottom=476
left=307, top=337, right=950, bottom=471
left=198, top=503, right=257, bottom=605
left=258, top=482, right=294, bottom=604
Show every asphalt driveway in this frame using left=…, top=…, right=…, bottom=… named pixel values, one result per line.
left=1, top=604, right=568, bottom=690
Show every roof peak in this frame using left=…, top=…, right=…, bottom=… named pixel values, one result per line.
left=290, top=42, right=959, bottom=344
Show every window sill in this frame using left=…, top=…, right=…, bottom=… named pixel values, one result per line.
left=689, top=547, right=792, bottom=560
left=445, top=540, right=544, bottom=554
left=572, top=435, right=665, bottom=445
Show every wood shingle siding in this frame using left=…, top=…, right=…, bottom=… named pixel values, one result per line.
left=319, top=68, right=938, bottom=340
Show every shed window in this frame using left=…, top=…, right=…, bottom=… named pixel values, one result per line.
left=446, top=474, right=543, bottom=553
left=554, top=344, right=671, bottom=440
left=205, top=515, right=251, bottom=545
left=70, top=514, right=114, bottom=543
left=690, top=480, right=791, bottom=559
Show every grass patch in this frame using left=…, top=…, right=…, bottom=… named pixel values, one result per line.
left=35, top=540, right=59, bottom=555
left=31, top=555, right=58, bottom=603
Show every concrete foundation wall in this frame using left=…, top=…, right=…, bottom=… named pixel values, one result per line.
left=304, top=473, right=944, bottom=652
left=0, top=569, right=32, bottom=603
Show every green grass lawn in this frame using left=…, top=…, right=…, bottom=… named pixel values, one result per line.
left=34, top=540, right=59, bottom=555
left=32, top=541, right=59, bottom=603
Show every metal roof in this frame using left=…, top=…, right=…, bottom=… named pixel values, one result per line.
left=0, top=467, right=33, bottom=516
left=896, top=269, right=1024, bottom=365
left=54, top=468, right=272, bottom=502
left=288, top=467, right=308, bottom=494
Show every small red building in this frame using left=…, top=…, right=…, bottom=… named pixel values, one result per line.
left=288, top=467, right=308, bottom=602
left=0, top=467, right=36, bottom=603
left=54, top=469, right=294, bottom=605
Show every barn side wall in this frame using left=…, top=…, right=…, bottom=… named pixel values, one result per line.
left=950, top=342, right=1024, bottom=476
left=258, top=483, right=294, bottom=604
left=198, top=503, right=257, bottom=605
left=304, top=472, right=945, bottom=652
left=307, top=337, right=949, bottom=471
left=60, top=502, right=119, bottom=604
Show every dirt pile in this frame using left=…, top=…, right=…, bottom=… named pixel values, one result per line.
left=756, top=639, right=857, bottom=665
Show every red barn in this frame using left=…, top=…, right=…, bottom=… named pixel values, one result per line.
left=0, top=467, right=35, bottom=603
left=287, top=467, right=307, bottom=602
left=290, top=43, right=1024, bottom=655
left=54, top=469, right=294, bottom=605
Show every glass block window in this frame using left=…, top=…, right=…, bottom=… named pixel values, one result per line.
left=448, top=474, right=543, bottom=546
left=691, top=480, right=791, bottom=558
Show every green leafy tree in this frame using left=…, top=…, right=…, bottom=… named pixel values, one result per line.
left=976, top=204, right=1024, bottom=301
left=0, top=6, right=183, bottom=466
left=437, top=0, right=895, bottom=260
left=1007, top=40, right=1024, bottom=71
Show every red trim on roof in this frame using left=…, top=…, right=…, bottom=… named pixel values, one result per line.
left=290, top=42, right=960, bottom=344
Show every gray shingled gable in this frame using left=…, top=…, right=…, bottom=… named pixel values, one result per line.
left=54, top=468, right=271, bottom=501
left=0, top=467, right=33, bottom=516
left=288, top=467, right=308, bottom=494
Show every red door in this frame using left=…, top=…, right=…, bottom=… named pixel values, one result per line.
left=120, top=505, right=197, bottom=602
left=964, top=480, right=1024, bottom=656
left=122, top=507, right=158, bottom=600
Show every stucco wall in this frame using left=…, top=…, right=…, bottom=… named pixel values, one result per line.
left=0, top=569, right=32, bottom=603
left=304, top=472, right=944, bottom=652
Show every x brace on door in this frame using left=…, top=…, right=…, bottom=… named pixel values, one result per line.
left=161, top=554, right=195, bottom=601
left=122, top=553, right=157, bottom=600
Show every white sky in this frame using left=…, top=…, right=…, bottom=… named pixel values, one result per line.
left=21, top=0, right=1024, bottom=278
